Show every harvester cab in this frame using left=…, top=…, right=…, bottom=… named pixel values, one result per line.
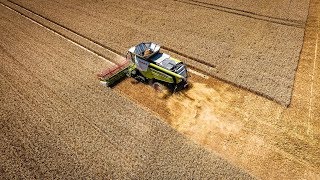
left=98, top=42, right=189, bottom=92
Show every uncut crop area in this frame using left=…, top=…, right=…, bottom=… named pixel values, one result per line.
left=1, top=0, right=320, bottom=179
left=4, top=0, right=308, bottom=106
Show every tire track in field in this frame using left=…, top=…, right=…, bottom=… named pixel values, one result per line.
left=0, top=0, right=121, bottom=65
left=175, top=0, right=305, bottom=28
left=1, top=0, right=218, bottom=75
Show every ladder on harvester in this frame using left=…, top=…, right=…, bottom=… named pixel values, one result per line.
left=97, top=59, right=133, bottom=87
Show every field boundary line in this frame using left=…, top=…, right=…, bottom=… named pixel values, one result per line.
left=307, top=24, right=318, bottom=135
left=175, top=0, right=305, bottom=28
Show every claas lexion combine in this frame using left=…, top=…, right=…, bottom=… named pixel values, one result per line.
left=97, top=42, right=189, bottom=92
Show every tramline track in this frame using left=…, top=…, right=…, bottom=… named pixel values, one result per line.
left=175, top=0, right=305, bottom=28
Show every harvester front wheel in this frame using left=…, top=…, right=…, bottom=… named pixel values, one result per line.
left=127, top=69, right=136, bottom=77
left=152, top=82, right=164, bottom=92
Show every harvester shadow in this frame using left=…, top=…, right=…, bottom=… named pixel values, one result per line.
left=159, top=82, right=195, bottom=100
left=123, top=78, right=194, bottom=101
left=175, top=82, right=195, bottom=101
left=129, top=79, right=141, bottom=85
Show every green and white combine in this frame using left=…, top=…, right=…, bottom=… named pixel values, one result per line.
left=98, top=42, right=188, bottom=92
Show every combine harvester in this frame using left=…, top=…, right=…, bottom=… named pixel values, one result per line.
left=98, top=42, right=189, bottom=92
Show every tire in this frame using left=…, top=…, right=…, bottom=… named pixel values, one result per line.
left=129, top=69, right=136, bottom=77
left=152, top=82, right=164, bottom=92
